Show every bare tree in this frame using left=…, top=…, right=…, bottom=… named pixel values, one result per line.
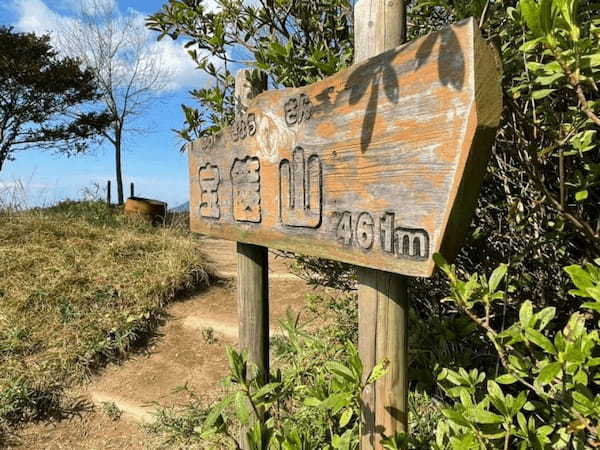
left=58, top=0, right=170, bottom=204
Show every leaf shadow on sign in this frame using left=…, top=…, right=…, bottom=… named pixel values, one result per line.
left=415, top=28, right=465, bottom=90
left=343, top=27, right=465, bottom=152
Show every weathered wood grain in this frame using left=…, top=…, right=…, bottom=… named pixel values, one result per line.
left=358, top=269, right=409, bottom=441
left=358, top=271, right=378, bottom=446
left=236, top=241, right=269, bottom=381
left=354, top=0, right=406, bottom=64
left=358, top=268, right=409, bottom=446
left=355, top=0, right=410, bottom=446
left=233, top=70, right=269, bottom=448
left=188, top=18, right=501, bottom=278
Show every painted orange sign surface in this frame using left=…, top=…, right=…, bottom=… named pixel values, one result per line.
left=188, top=19, right=501, bottom=277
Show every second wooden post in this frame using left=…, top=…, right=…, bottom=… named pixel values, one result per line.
left=358, top=269, right=409, bottom=446
left=354, top=0, right=409, bottom=447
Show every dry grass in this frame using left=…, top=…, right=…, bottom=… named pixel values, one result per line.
left=0, top=202, right=211, bottom=439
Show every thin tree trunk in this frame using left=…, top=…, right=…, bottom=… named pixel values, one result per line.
left=115, top=127, right=124, bottom=205
left=0, top=145, right=9, bottom=172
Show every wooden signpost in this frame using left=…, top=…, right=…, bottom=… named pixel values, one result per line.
left=186, top=2, right=501, bottom=447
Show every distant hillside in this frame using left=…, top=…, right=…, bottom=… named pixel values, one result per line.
left=170, top=201, right=189, bottom=213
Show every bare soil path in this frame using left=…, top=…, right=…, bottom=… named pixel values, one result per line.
left=13, top=238, right=316, bottom=449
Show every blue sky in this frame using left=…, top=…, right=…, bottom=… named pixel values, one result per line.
left=0, top=0, right=213, bottom=208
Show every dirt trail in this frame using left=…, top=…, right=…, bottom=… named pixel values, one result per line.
left=14, top=238, right=316, bottom=449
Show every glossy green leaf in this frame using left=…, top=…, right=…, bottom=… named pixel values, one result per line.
left=525, top=329, right=556, bottom=354
left=519, top=301, right=534, bottom=327
left=235, top=390, right=250, bottom=425
left=326, top=361, right=357, bottom=383
left=531, top=89, right=555, bottom=99
left=519, top=0, right=543, bottom=35
left=467, top=408, right=504, bottom=424
left=489, top=264, right=508, bottom=292
left=536, top=361, right=562, bottom=385
left=496, top=374, right=518, bottom=384
left=575, top=190, right=589, bottom=201
left=565, top=265, right=594, bottom=291
left=339, top=408, right=353, bottom=428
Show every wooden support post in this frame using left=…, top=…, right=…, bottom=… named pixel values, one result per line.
left=106, top=180, right=111, bottom=206
left=130, top=182, right=134, bottom=198
left=355, top=0, right=409, bottom=447
left=358, top=269, right=409, bottom=445
left=354, top=0, right=407, bottom=65
left=237, top=242, right=269, bottom=381
left=234, top=68, right=268, bottom=447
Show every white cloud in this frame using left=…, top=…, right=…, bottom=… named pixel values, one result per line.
left=13, top=0, right=73, bottom=36
left=126, top=8, right=211, bottom=92
left=11, top=0, right=210, bottom=92
left=155, top=39, right=206, bottom=91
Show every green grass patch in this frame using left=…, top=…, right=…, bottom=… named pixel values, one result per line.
left=0, top=202, right=211, bottom=438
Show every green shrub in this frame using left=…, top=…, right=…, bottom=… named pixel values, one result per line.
left=305, top=292, right=359, bottom=345
left=433, top=254, right=600, bottom=449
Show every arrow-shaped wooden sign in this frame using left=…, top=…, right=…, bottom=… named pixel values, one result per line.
left=188, top=18, right=501, bottom=277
